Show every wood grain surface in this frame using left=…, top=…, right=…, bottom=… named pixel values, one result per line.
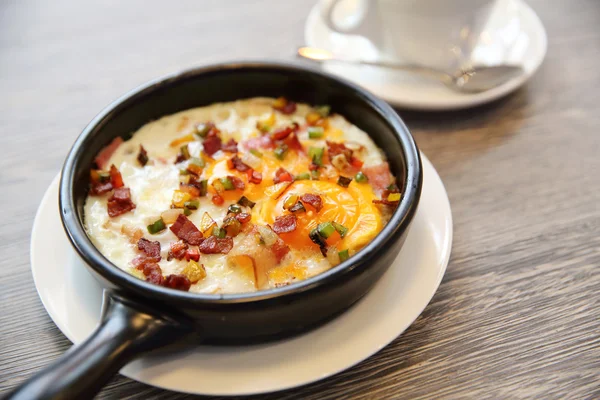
left=1, top=0, right=599, bottom=398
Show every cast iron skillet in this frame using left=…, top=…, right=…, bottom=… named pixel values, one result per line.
left=8, top=62, right=422, bottom=399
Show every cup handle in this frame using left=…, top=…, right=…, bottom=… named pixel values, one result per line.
left=320, top=0, right=381, bottom=39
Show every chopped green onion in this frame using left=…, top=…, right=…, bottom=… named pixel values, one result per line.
left=315, top=105, right=331, bottom=118
left=184, top=200, right=199, bottom=210
left=238, top=196, right=256, bottom=208
left=387, top=183, right=400, bottom=192
left=309, top=228, right=326, bottom=247
left=295, top=172, right=311, bottom=180
left=197, top=179, right=208, bottom=196
left=183, top=207, right=192, bottom=216
left=147, top=218, right=166, bottom=234
left=317, top=222, right=336, bottom=239
left=222, top=217, right=242, bottom=237
left=195, top=123, right=211, bottom=138
left=212, top=226, right=226, bottom=238
left=308, top=147, right=324, bottom=166
left=228, top=204, right=242, bottom=214
left=308, top=126, right=324, bottom=139
left=274, top=143, right=288, bottom=160
left=250, top=149, right=263, bottom=158
left=189, top=157, right=205, bottom=167
left=289, top=202, right=306, bottom=213
left=337, top=176, right=352, bottom=188
left=355, top=171, right=368, bottom=183
left=180, top=145, right=190, bottom=160
left=220, top=177, right=235, bottom=190
left=338, top=249, right=349, bottom=262
left=332, top=222, right=348, bottom=238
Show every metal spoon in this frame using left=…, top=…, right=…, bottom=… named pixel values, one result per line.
left=297, top=47, right=524, bottom=94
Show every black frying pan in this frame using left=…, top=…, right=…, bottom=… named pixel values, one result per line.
left=8, top=62, right=422, bottom=400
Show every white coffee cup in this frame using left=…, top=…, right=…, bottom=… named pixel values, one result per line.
left=321, top=0, right=499, bottom=71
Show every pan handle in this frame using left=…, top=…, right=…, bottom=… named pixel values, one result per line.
left=6, top=290, right=194, bottom=400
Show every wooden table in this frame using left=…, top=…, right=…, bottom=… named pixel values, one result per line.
left=1, top=0, right=599, bottom=398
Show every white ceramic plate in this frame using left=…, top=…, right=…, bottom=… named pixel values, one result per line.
left=305, top=0, right=547, bottom=110
left=30, top=153, right=452, bottom=396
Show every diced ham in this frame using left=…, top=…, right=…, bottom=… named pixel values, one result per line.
left=272, top=214, right=297, bottom=234
left=300, top=193, right=323, bottom=212
left=185, top=247, right=200, bottom=262
left=230, top=155, right=250, bottom=172
left=167, top=240, right=188, bottom=261
left=137, top=238, right=161, bottom=260
left=90, top=181, right=113, bottom=196
left=363, top=162, right=394, bottom=195
left=222, top=139, right=238, bottom=153
left=95, top=137, right=123, bottom=169
left=162, top=274, right=191, bottom=291
left=198, top=236, right=234, bottom=254
left=202, top=135, right=222, bottom=156
left=247, top=169, right=262, bottom=184
left=229, top=175, right=245, bottom=190
left=107, top=187, right=136, bottom=217
left=243, top=135, right=274, bottom=150
left=169, top=214, right=204, bottom=245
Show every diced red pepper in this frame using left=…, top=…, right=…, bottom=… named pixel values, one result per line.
left=109, top=164, right=124, bottom=188
left=212, top=194, right=224, bottom=205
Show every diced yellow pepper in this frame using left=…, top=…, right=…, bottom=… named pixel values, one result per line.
left=182, top=260, right=206, bottom=283
left=172, top=190, right=192, bottom=208
left=387, top=193, right=401, bottom=202
left=305, top=112, right=321, bottom=126
left=272, top=97, right=286, bottom=109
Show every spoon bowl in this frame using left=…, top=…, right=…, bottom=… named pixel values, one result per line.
left=297, top=47, right=525, bottom=94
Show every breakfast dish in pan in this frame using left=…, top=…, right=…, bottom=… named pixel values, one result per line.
left=85, top=97, right=400, bottom=293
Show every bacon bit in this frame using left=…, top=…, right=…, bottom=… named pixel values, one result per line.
left=285, top=132, right=304, bottom=152
left=107, top=187, right=136, bottom=217
left=273, top=167, right=294, bottom=184
left=184, top=247, right=200, bottom=262
left=211, top=194, right=224, bottom=206
left=271, top=238, right=290, bottom=264
left=235, top=213, right=251, bottom=224
left=244, top=135, right=274, bottom=150
left=137, top=145, right=149, bottom=166
left=300, top=193, right=323, bottom=212
left=95, top=137, right=123, bottom=169
left=326, top=141, right=352, bottom=160
left=270, top=124, right=297, bottom=141
left=141, top=262, right=163, bottom=285
left=273, top=97, right=297, bottom=115
left=138, top=238, right=161, bottom=260
left=90, top=181, right=113, bottom=196
left=162, top=274, right=191, bottom=291
left=169, top=214, right=204, bottom=245
left=229, top=175, right=245, bottom=190
left=349, top=157, right=364, bottom=169
left=179, top=184, right=201, bottom=198
left=272, top=214, right=297, bottom=234
left=363, top=163, right=394, bottom=194
left=247, top=169, right=262, bottom=184
left=198, top=236, right=234, bottom=254
left=109, top=165, right=124, bottom=188
left=202, top=134, right=222, bottom=156
left=222, top=139, right=238, bottom=153
left=230, top=155, right=251, bottom=172
left=167, top=240, right=188, bottom=261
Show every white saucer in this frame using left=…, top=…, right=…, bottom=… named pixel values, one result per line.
left=305, top=0, right=547, bottom=110
left=30, top=153, right=452, bottom=396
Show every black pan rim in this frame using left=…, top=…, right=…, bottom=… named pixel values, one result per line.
left=59, top=60, right=422, bottom=305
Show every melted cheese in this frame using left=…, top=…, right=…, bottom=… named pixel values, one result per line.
left=84, top=98, right=391, bottom=293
